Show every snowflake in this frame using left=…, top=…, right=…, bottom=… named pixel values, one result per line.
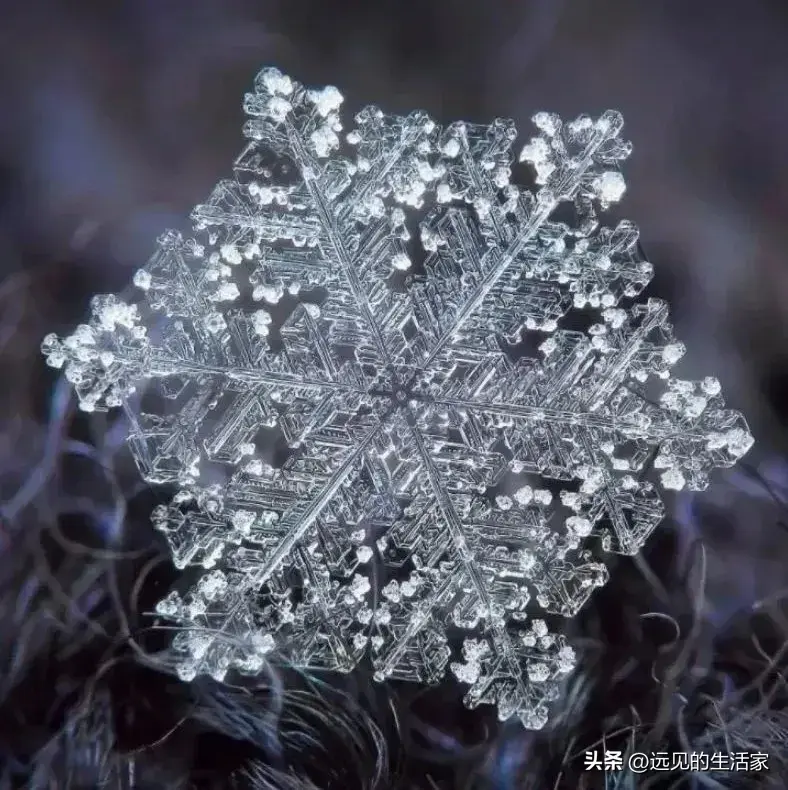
left=41, top=67, right=753, bottom=729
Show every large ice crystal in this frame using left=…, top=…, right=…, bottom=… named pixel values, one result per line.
left=42, top=67, right=753, bottom=729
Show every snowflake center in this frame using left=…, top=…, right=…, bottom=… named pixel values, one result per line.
left=374, top=371, right=431, bottom=415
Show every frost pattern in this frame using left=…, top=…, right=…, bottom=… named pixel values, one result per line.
left=41, top=67, right=753, bottom=729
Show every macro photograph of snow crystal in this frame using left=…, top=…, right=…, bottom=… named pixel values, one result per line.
left=1, top=2, right=788, bottom=789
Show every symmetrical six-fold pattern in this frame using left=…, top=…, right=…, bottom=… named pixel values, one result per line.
left=41, top=67, right=753, bottom=729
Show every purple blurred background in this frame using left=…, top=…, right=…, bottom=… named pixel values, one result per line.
left=0, top=3, right=788, bottom=782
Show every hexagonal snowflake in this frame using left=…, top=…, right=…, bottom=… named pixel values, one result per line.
left=42, top=67, right=752, bottom=729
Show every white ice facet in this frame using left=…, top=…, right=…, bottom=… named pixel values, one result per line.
left=42, top=67, right=754, bottom=729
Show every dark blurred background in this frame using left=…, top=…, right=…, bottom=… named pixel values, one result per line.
left=1, top=1, right=788, bottom=788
